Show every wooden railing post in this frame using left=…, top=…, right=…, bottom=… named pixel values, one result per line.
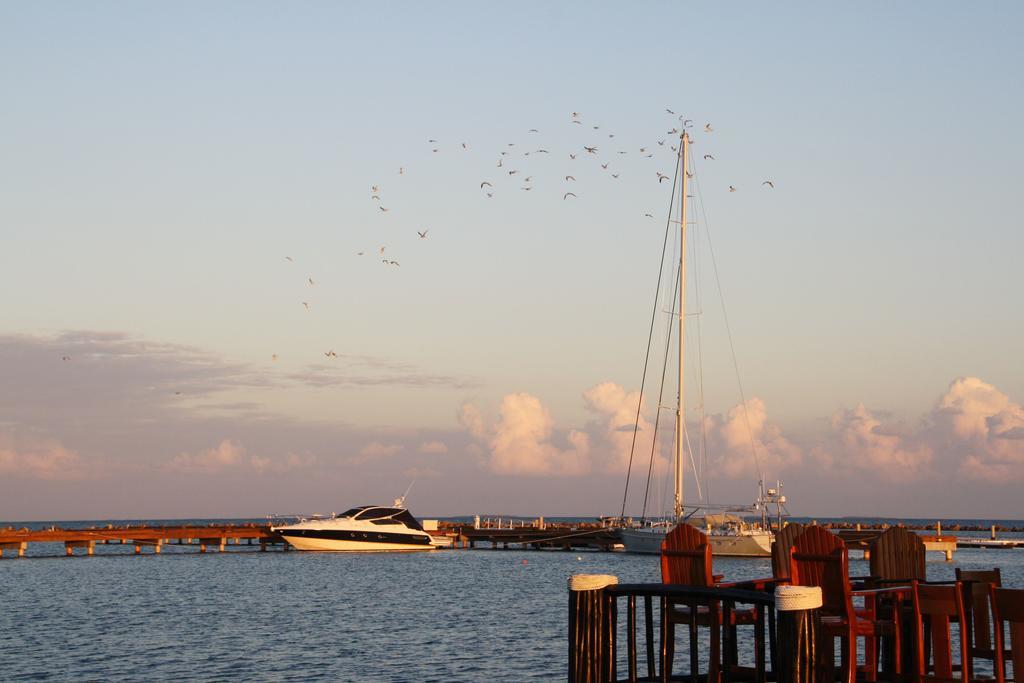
left=775, top=585, right=824, bottom=683
left=568, top=574, right=618, bottom=683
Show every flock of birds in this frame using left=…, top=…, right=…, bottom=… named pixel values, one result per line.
left=58, top=110, right=775, bottom=370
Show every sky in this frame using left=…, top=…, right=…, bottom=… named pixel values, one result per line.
left=2, top=2, right=1023, bottom=521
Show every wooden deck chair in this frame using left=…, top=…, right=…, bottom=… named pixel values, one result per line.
left=992, top=586, right=1024, bottom=683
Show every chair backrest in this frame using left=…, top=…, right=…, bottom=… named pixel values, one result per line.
left=789, top=526, right=851, bottom=617
left=913, top=581, right=971, bottom=682
left=661, top=524, right=713, bottom=587
left=870, top=526, right=926, bottom=582
left=956, top=567, right=1002, bottom=659
left=991, top=586, right=1024, bottom=683
left=771, top=521, right=804, bottom=581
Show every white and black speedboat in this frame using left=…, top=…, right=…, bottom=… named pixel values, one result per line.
left=272, top=498, right=435, bottom=552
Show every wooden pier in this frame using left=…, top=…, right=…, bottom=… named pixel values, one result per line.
left=0, top=524, right=287, bottom=557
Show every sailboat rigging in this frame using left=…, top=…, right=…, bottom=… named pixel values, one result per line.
left=616, top=128, right=789, bottom=557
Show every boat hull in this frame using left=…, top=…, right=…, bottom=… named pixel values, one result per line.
left=708, top=532, right=772, bottom=558
left=276, top=528, right=434, bottom=552
left=619, top=525, right=772, bottom=557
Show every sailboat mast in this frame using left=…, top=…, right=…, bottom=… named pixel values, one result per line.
left=675, top=131, right=689, bottom=520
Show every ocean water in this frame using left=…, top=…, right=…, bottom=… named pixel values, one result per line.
left=2, top=521, right=1024, bottom=682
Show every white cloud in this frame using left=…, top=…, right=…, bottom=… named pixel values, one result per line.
left=463, top=392, right=590, bottom=476
left=166, top=439, right=316, bottom=474
left=357, top=441, right=403, bottom=460
left=582, top=382, right=664, bottom=474
left=0, top=432, right=88, bottom=480
left=703, top=397, right=803, bottom=479
left=166, top=439, right=245, bottom=474
left=817, top=404, right=933, bottom=481
left=933, top=377, right=1024, bottom=481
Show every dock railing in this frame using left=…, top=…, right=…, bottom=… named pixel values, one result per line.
left=569, top=576, right=780, bottom=683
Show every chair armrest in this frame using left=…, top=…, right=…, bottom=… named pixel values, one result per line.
left=716, top=577, right=780, bottom=591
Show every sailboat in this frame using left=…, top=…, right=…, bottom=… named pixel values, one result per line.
left=617, top=130, right=788, bottom=557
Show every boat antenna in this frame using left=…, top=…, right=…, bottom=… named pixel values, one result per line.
left=394, top=480, right=415, bottom=508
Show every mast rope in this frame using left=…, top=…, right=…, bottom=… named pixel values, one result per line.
left=618, top=139, right=682, bottom=521
left=691, top=174, right=764, bottom=482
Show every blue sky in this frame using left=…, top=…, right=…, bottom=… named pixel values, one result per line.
left=2, top=2, right=1022, bottom=520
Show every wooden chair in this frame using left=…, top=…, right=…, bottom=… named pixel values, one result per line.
left=911, top=581, right=975, bottom=683
left=770, top=521, right=804, bottom=582
left=870, top=526, right=926, bottom=585
left=661, top=524, right=768, bottom=683
left=956, top=567, right=1004, bottom=671
left=991, top=586, right=1024, bottom=683
left=789, top=526, right=903, bottom=683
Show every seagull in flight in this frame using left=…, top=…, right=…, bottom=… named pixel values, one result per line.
left=62, top=355, right=70, bottom=361
left=569, top=154, right=576, bottom=160
left=529, top=128, right=539, bottom=133
left=704, top=123, right=713, bottom=132
left=666, top=108, right=676, bottom=115
left=388, top=260, right=400, bottom=266
left=686, top=171, right=694, bottom=179
left=729, top=186, right=737, bottom=192
left=284, top=256, right=293, bottom=262
left=271, top=354, right=278, bottom=361
left=308, top=277, right=315, bottom=285
left=418, top=230, right=429, bottom=239
left=565, top=175, right=575, bottom=181
left=302, top=302, right=309, bottom=310
left=325, top=350, right=338, bottom=358
left=657, top=172, right=669, bottom=183
left=762, top=180, right=775, bottom=188
left=480, top=181, right=492, bottom=188
left=584, top=146, right=598, bottom=154
left=683, top=119, right=693, bottom=127
left=644, top=213, right=654, bottom=218
left=379, top=206, right=389, bottom=212
left=563, top=192, right=576, bottom=200
left=371, top=185, right=379, bottom=193
left=601, top=163, right=609, bottom=169
left=704, top=154, right=715, bottom=161
left=380, top=246, right=386, bottom=255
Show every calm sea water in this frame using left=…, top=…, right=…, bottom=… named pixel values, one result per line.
left=3, top=519, right=1024, bottom=682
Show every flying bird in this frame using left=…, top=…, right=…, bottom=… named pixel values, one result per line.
left=601, top=163, right=609, bottom=169
left=284, top=256, right=293, bottom=262
left=657, top=172, right=669, bottom=183
left=418, top=230, right=429, bottom=239
left=61, top=356, right=70, bottom=361
left=462, top=142, right=467, bottom=149
left=686, top=171, right=694, bottom=179
left=428, top=139, right=437, bottom=143
left=666, top=108, right=676, bottom=115
left=572, top=120, right=582, bottom=125
left=508, top=170, right=518, bottom=175
left=563, top=192, right=577, bottom=200
left=480, top=181, right=492, bottom=188
left=357, top=251, right=364, bottom=256
left=529, top=128, right=539, bottom=133
left=379, top=206, right=389, bottom=212
left=536, top=149, right=549, bottom=153
left=683, top=119, right=693, bottom=127
left=486, top=193, right=493, bottom=198
left=302, top=302, right=309, bottom=310
left=308, top=277, right=315, bottom=285
left=729, top=186, right=737, bottom=192
left=658, top=140, right=665, bottom=146
left=389, top=260, right=400, bottom=266
left=380, top=246, right=386, bottom=254
left=565, top=175, right=575, bottom=181
left=644, top=213, right=654, bottom=218
left=325, top=350, right=338, bottom=358
left=611, top=173, right=619, bottom=178
left=704, top=154, right=715, bottom=160
left=584, top=146, right=597, bottom=154
left=521, top=186, right=532, bottom=191
left=399, top=167, right=404, bottom=175
left=372, top=195, right=380, bottom=201
left=524, top=176, right=532, bottom=182
left=371, top=185, right=379, bottom=193
left=762, top=180, right=775, bottom=188
left=704, top=123, right=713, bottom=132
left=572, top=111, right=580, bottom=118
left=569, top=154, right=576, bottom=160
left=271, top=354, right=278, bottom=361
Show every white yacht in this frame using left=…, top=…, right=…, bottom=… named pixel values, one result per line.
left=272, top=498, right=435, bottom=552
